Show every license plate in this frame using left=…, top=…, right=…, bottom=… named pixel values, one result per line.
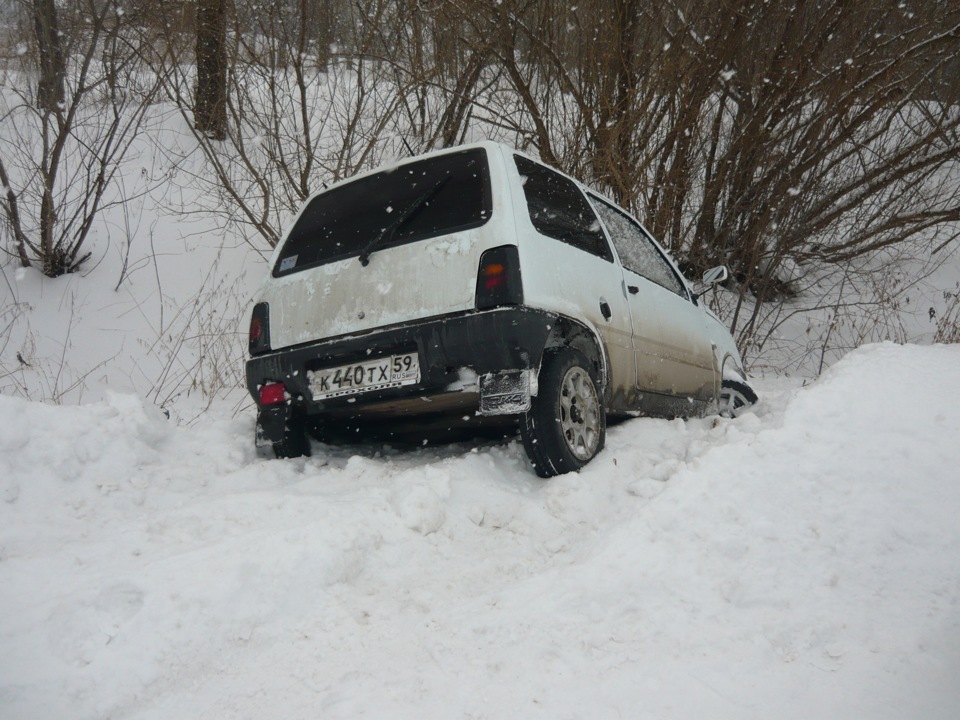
left=308, top=352, right=420, bottom=401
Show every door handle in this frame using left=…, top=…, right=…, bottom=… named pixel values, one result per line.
left=628, top=285, right=639, bottom=295
left=600, top=301, right=612, bottom=320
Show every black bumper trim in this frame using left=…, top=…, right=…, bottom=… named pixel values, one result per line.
left=246, top=307, right=555, bottom=415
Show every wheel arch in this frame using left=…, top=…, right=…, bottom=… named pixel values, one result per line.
left=721, top=353, right=748, bottom=385
left=540, top=315, right=608, bottom=391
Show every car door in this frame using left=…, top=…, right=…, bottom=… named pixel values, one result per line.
left=590, top=196, right=717, bottom=405
left=511, top=155, right=637, bottom=410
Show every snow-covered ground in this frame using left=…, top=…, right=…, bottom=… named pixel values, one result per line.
left=2, top=342, right=959, bottom=719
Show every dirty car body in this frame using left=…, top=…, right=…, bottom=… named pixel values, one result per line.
left=245, top=142, right=755, bottom=476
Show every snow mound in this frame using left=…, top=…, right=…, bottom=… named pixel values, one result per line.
left=1, top=342, right=959, bottom=719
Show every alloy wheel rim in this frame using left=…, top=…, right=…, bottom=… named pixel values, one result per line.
left=719, top=387, right=748, bottom=418
left=559, top=366, right=600, bottom=461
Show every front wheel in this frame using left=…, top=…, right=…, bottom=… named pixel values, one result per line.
left=521, top=348, right=606, bottom=478
left=718, top=379, right=758, bottom=418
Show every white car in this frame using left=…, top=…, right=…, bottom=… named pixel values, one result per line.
left=245, top=141, right=756, bottom=476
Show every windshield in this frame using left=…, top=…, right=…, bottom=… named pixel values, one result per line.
left=273, top=148, right=492, bottom=276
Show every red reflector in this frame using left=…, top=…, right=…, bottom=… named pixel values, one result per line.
left=259, top=382, right=286, bottom=405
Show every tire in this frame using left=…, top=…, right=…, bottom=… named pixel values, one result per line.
left=521, top=348, right=606, bottom=478
left=718, top=379, right=758, bottom=419
left=256, top=412, right=311, bottom=459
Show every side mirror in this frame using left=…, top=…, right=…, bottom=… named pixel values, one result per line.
left=691, top=265, right=730, bottom=305
left=702, top=265, right=729, bottom=286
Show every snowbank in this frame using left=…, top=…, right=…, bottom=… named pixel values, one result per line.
left=1, top=343, right=959, bottom=719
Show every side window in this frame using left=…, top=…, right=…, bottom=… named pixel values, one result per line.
left=514, top=155, right=613, bottom=262
left=592, top=198, right=686, bottom=297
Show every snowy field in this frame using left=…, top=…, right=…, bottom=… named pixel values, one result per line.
left=2, top=342, right=959, bottom=719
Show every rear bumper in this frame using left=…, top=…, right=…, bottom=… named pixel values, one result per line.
left=246, top=306, right=554, bottom=419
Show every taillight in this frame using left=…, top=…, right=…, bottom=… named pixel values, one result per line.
left=476, top=246, right=522, bottom=309
left=249, top=302, right=271, bottom=355
left=482, top=262, right=506, bottom=290
left=259, top=382, right=286, bottom=405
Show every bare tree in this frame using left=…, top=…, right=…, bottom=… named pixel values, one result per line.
left=1, top=0, right=160, bottom=278
left=148, top=0, right=510, bottom=248
left=195, top=0, right=228, bottom=139
left=459, top=0, right=959, bottom=358
left=31, top=0, right=66, bottom=112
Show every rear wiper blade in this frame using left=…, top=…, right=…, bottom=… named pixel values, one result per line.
left=358, top=175, right=452, bottom=267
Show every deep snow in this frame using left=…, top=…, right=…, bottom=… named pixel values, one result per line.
left=2, top=342, right=959, bottom=719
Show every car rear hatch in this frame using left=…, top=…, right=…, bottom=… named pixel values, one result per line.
left=259, top=145, right=516, bottom=350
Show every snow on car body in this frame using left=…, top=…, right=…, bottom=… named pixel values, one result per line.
left=245, top=141, right=755, bottom=476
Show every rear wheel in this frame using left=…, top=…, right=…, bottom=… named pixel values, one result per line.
left=521, top=348, right=605, bottom=478
left=256, top=411, right=311, bottom=459
left=718, top=379, right=758, bottom=418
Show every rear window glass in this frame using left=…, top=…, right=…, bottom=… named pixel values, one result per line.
left=274, top=148, right=491, bottom=276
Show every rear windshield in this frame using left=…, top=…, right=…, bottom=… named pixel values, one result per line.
left=273, top=148, right=492, bottom=276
